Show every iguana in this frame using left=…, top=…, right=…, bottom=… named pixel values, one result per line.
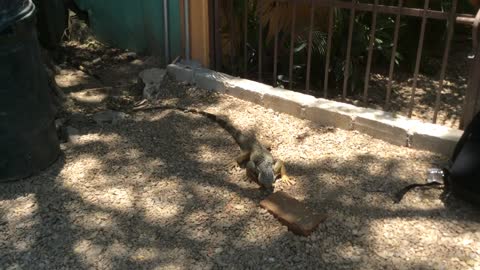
left=132, top=103, right=293, bottom=191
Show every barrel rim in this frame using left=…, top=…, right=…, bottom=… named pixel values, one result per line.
left=0, top=0, right=35, bottom=33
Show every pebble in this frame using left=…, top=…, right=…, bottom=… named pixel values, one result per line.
left=234, top=204, right=245, bottom=210
left=92, top=58, right=102, bottom=64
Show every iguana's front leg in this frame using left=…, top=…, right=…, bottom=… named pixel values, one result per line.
left=274, top=160, right=294, bottom=186
left=235, top=151, right=251, bottom=168
left=245, top=160, right=259, bottom=184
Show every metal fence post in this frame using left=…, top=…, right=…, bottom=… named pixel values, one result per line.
left=462, top=45, right=480, bottom=129
left=184, top=0, right=190, bottom=61
left=163, top=0, right=170, bottom=63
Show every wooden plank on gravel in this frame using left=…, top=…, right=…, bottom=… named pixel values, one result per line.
left=260, top=191, right=327, bottom=236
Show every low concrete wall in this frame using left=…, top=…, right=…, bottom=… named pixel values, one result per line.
left=167, top=63, right=463, bottom=157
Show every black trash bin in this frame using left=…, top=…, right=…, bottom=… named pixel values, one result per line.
left=0, top=0, right=61, bottom=182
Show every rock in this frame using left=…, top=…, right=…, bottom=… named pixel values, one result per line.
left=55, top=118, right=66, bottom=130
left=118, top=52, right=137, bottom=61
left=66, top=126, right=81, bottom=143
left=92, top=58, right=102, bottom=65
left=260, top=191, right=327, bottom=236
left=56, top=118, right=69, bottom=143
left=93, top=110, right=129, bottom=125
left=139, top=68, right=166, bottom=100
left=179, top=59, right=202, bottom=69
left=131, top=59, right=144, bottom=66
left=234, top=204, right=245, bottom=210
left=139, top=68, right=165, bottom=85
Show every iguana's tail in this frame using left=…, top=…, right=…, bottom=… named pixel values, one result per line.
left=132, top=104, right=251, bottom=150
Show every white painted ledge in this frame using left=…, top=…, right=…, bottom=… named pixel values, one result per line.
left=166, top=63, right=461, bottom=156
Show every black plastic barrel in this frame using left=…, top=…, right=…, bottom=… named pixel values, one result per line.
left=0, top=0, right=60, bottom=182
left=32, top=0, right=68, bottom=49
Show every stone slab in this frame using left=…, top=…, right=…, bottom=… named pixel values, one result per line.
left=304, top=99, right=358, bottom=130
left=194, top=69, right=231, bottom=93
left=164, top=63, right=462, bottom=156
left=411, top=122, right=462, bottom=156
left=260, top=191, right=327, bottom=236
left=167, top=64, right=194, bottom=83
left=224, top=78, right=271, bottom=105
left=263, top=88, right=317, bottom=118
left=354, top=109, right=414, bottom=146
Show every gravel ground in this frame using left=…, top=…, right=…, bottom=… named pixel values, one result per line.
left=2, top=78, right=480, bottom=269
left=2, top=39, right=480, bottom=269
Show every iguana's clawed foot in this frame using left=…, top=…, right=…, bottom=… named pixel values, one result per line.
left=228, top=161, right=239, bottom=170
left=280, top=175, right=295, bottom=186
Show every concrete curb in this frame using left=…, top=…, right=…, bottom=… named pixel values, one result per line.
left=167, top=63, right=462, bottom=157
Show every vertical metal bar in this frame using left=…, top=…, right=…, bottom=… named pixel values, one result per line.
left=306, top=0, right=315, bottom=92
left=208, top=0, right=216, bottom=69
left=343, top=0, right=356, bottom=100
left=432, top=0, right=458, bottom=123
left=229, top=2, right=235, bottom=75
left=184, top=0, right=190, bottom=61
left=274, top=30, right=279, bottom=87
left=408, top=0, right=429, bottom=118
left=163, top=0, right=170, bottom=63
left=289, top=2, right=297, bottom=90
left=363, top=0, right=378, bottom=104
left=385, top=0, right=403, bottom=109
left=258, top=21, right=263, bottom=81
left=244, top=0, right=248, bottom=77
left=472, top=10, right=480, bottom=54
left=214, top=0, right=222, bottom=70
left=324, top=4, right=334, bottom=98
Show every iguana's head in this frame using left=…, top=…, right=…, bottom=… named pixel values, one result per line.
left=257, top=161, right=275, bottom=191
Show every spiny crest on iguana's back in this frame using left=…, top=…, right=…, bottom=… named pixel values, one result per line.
left=132, top=103, right=292, bottom=191
left=191, top=110, right=258, bottom=152
left=139, top=104, right=260, bottom=152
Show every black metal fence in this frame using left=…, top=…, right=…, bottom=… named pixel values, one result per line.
left=205, top=0, right=480, bottom=128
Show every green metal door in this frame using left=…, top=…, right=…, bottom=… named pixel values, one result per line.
left=74, top=0, right=182, bottom=64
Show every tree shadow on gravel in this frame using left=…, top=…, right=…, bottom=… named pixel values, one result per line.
left=288, top=154, right=480, bottom=220
left=0, top=109, right=275, bottom=269
left=1, top=103, right=479, bottom=269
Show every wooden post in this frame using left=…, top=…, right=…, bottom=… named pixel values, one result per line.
left=187, top=0, right=210, bottom=67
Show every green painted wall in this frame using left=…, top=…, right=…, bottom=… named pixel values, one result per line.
left=168, top=0, right=182, bottom=60
left=75, top=0, right=181, bottom=64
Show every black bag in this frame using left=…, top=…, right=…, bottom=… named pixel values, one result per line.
left=395, top=111, right=480, bottom=207
left=445, top=111, right=480, bottom=206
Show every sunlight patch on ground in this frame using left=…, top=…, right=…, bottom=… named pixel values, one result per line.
left=70, top=133, right=123, bottom=146
left=62, top=156, right=102, bottom=175
left=5, top=195, right=38, bottom=251
left=94, top=187, right=134, bottom=210
left=130, top=247, right=160, bottom=262
left=368, top=218, right=479, bottom=268
left=73, top=239, right=104, bottom=264
left=73, top=211, right=116, bottom=230
left=4, top=194, right=37, bottom=222
left=143, top=200, right=183, bottom=222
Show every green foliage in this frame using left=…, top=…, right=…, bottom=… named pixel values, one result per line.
left=285, top=7, right=400, bottom=92
left=220, top=0, right=477, bottom=94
